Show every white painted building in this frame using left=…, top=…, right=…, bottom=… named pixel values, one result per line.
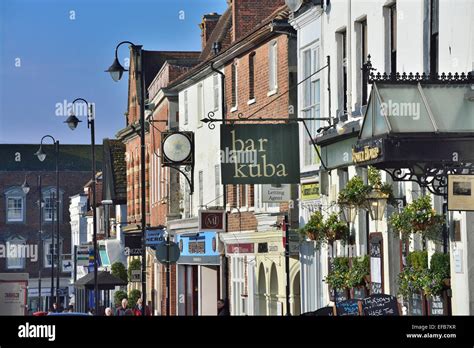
left=169, top=65, right=225, bottom=316
left=288, top=0, right=474, bottom=314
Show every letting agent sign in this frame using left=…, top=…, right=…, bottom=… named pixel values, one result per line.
left=220, top=124, right=300, bottom=184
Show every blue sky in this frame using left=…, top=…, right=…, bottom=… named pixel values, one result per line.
left=0, top=0, right=227, bottom=144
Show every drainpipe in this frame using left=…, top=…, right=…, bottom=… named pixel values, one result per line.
left=347, top=0, right=353, bottom=119
left=210, top=61, right=228, bottom=301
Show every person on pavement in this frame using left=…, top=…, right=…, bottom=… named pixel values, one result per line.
left=132, top=298, right=151, bottom=316
left=115, top=298, right=133, bottom=316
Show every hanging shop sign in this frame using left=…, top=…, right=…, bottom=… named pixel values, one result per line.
left=300, top=183, right=320, bottom=200
left=220, top=124, right=300, bottom=184
left=124, top=233, right=142, bottom=256
left=175, top=232, right=220, bottom=265
left=447, top=174, right=474, bottom=211
left=145, top=229, right=166, bottom=246
left=262, top=184, right=291, bottom=203
left=199, top=210, right=225, bottom=231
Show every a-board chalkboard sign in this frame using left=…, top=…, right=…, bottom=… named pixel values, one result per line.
left=369, top=233, right=383, bottom=294
left=409, top=292, right=424, bottom=316
left=361, top=294, right=400, bottom=316
left=428, top=294, right=447, bottom=316
left=300, top=306, right=334, bottom=316
left=352, top=287, right=367, bottom=300
left=334, top=289, right=348, bottom=304
left=335, top=299, right=361, bottom=316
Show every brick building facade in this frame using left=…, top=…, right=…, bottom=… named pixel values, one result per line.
left=0, top=144, right=102, bottom=312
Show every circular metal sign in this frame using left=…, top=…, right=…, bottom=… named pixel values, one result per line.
left=155, top=241, right=181, bottom=265
left=162, top=133, right=192, bottom=163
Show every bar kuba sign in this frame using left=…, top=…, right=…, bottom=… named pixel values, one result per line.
left=220, top=124, right=300, bottom=184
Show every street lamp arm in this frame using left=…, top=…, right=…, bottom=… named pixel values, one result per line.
left=40, top=135, right=57, bottom=146
left=115, top=41, right=138, bottom=62
left=72, top=98, right=89, bottom=106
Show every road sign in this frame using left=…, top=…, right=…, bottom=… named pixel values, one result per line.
left=131, top=270, right=141, bottom=282
left=62, top=259, right=73, bottom=273
left=77, top=245, right=91, bottom=266
left=155, top=242, right=180, bottom=265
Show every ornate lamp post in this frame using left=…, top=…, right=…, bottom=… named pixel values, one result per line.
left=106, top=41, right=147, bottom=316
left=35, top=136, right=60, bottom=309
left=64, top=98, right=99, bottom=315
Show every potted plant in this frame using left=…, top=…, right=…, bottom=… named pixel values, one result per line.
left=398, top=251, right=428, bottom=298
left=390, top=196, right=444, bottom=242
left=325, top=213, right=350, bottom=245
left=430, top=252, right=451, bottom=289
left=338, top=176, right=372, bottom=208
left=299, top=210, right=326, bottom=245
left=347, top=255, right=370, bottom=299
left=324, top=257, right=350, bottom=301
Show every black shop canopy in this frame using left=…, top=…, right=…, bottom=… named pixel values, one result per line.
left=353, top=82, right=474, bottom=168
left=74, top=271, right=127, bottom=290
left=348, top=80, right=474, bottom=195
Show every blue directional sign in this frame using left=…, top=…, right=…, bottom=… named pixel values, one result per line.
left=146, top=229, right=165, bottom=246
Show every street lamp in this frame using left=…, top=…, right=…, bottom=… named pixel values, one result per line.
left=66, top=97, right=99, bottom=316
left=21, top=176, right=30, bottom=194
left=107, top=41, right=147, bottom=316
left=37, top=175, right=44, bottom=311
left=366, top=186, right=389, bottom=222
left=35, top=135, right=60, bottom=309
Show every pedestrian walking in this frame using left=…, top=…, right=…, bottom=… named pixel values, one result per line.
left=115, top=298, right=133, bottom=316
left=132, top=298, right=151, bottom=316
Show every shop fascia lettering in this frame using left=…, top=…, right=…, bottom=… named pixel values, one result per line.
left=230, top=130, right=288, bottom=179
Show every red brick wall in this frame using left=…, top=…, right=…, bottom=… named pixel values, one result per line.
left=223, top=34, right=290, bottom=232
left=232, top=0, right=285, bottom=42
left=0, top=171, right=91, bottom=276
left=160, top=264, right=177, bottom=315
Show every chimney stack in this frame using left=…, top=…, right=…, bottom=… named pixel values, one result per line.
left=200, top=13, right=221, bottom=50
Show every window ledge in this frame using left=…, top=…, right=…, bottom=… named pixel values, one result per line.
left=247, top=99, right=256, bottom=105
left=230, top=106, right=238, bottom=113
left=267, top=89, right=278, bottom=97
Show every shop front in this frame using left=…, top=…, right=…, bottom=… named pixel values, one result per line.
left=175, top=231, right=221, bottom=316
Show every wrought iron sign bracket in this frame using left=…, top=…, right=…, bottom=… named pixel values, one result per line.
left=381, top=164, right=474, bottom=197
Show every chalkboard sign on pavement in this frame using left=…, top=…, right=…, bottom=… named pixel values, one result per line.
left=361, top=294, right=400, bottom=316
left=334, top=299, right=361, bottom=316
left=428, top=294, right=447, bottom=316
left=409, top=292, right=424, bottom=316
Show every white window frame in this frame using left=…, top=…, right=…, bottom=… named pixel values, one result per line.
left=213, top=74, right=220, bottom=112
left=268, top=40, right=278, bottom=95
left=43, top=188, right=62, bottom=223
left=231, top=62, right=238, bottom=112
left=300, top=43, right=321, bottom=171
left=6, top=236, right=27, bottom=269
left=231, top=256, right=247, bottom=315
left=215, top=165, right=221, bottom=207
left=183, top=90, right=189, bottom=125
left=43, top=239, right=62, bottom=268
left=197, top=83, right=204, bottom=128
left=254, top=184, right=279, bottom=213
left=198, top=170, right=204, bottom=208
left=6, top=196, right=24, bottom=222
